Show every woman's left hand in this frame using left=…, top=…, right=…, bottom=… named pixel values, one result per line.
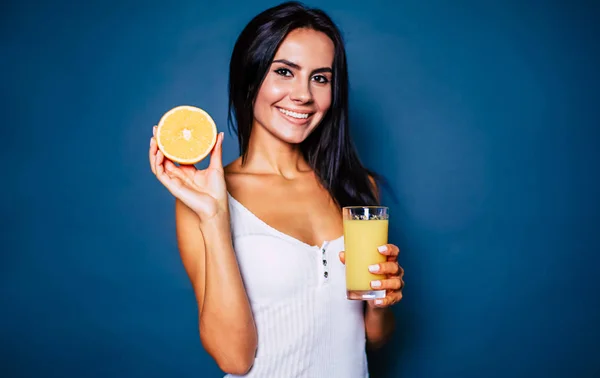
left=339, top=243, right=404, bottom=309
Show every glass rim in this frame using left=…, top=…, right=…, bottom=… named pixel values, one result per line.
left=342, top=206, right=389, bottom=210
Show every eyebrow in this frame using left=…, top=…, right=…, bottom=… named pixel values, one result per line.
left=272, top=59, right=332, bottom=74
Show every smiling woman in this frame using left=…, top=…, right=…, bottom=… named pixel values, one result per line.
left=149, top=1, right=405, bottom=377
left=251, top=31, right=334, bottom=143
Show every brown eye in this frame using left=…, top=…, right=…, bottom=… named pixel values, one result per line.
left=275, top=68, right=292, bottom=77
left=312, top=75, right=329, bottom=84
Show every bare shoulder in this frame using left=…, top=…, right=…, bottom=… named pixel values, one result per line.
left=224, top=157, right=257, bottom=199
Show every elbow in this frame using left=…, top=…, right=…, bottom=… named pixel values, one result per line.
left=199, top=316, right=258, bottom=375
left=214, top=349, right=256, bottom=375
left=201, top=335, right=257, bottom=375
left=218, top=359, right=254, bottom=376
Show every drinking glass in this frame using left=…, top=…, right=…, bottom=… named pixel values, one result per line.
left=343, top=206, right=389, bottom=300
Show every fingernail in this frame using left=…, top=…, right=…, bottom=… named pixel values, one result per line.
left=377, top=245, right=388, bottom=253
left=371, top=280, right=381, bottom=288
left=368, top=264, right=379, bottom=273
left=375, top=299, right=383, bottom=305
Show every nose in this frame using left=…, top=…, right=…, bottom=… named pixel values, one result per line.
left=289, top=79, right=313, bottom=104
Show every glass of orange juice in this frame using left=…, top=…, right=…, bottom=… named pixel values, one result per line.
left=343, top=206, right=389, bottom=300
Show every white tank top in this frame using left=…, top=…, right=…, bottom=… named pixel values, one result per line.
left=224, top=193, right=369, bottom=378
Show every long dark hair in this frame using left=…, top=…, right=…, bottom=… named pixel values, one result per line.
left=227, top=1, right=381, bottom=207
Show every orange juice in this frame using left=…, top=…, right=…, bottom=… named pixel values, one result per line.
left=343, top=218, right=388, bottom=295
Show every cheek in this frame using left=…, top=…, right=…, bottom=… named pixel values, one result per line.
left=256, top=77, right=287, bottom=107
left=314, top=88, right=332, bottom=112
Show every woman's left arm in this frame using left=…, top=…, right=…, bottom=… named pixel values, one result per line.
left=340, top=243, right=404, bottom=349
left=364, top=305, right=395, bottom=350
left=361, top=178, right=404, bottom=348
left=364, top=243, right=404, bottom=348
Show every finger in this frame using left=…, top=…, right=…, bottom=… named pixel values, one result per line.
left=368, top=261, right=400, bottom=275
left=370, top=277, right=401, bottom=290
left=154, top=152, right=188, bottom=197
left=156, top=169, right=192, bottom=205
left=149, top=125, right=158, bottom=174
left=180, top=164, right=197, bottom=179
left=164, top=159, right=178, bottom=173
left=371, top=291, right=403, bottom=308
left=165, top=161, right=193, bottom=187
left=155, top=149, right=166, bottom=179
left=149, top=137, right=157, bottom=174
left=208, top=132, right=224, bottom=170
left=155, top=173, right=215, bottom=216
left=155, top=148, right=165, bottom=172
left=338, top=251, right=345, bottom=264
left=377, top=244, right=400, bottom=257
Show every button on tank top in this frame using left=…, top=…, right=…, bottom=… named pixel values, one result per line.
left=224, top=193, right=369, bottom=378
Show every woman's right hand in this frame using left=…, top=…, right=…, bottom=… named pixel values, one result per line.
left=149, top=126, right=228, bottom=221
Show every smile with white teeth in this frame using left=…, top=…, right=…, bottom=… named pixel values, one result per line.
left=278, top=107, right=310, bottom=119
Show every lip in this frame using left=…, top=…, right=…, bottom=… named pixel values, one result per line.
left=276, top=106, right=314, bottom=125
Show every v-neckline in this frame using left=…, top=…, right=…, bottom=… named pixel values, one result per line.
left=227, top=192, right=343, bottom=250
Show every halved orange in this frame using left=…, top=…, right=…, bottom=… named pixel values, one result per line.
left=156, top=105, right=218, bottom=164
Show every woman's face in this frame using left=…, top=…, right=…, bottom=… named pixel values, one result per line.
left=252, top=28, right=334, bottom=144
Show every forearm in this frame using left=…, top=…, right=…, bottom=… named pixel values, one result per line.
left=364, top=306, right=395, bottom=349
left=198, top=215, right=257, bottom=373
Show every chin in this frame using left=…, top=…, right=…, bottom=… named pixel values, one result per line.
left=273, top=121, right=322, bottom=144
left=274, top=130, right=311, bottom=145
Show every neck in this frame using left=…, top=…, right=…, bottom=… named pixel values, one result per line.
left=241, top=123, right=311, bottom=179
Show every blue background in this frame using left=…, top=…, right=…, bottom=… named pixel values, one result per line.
left=2, top=1, right=599, bottom=377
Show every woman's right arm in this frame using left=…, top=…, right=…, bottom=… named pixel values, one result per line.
left=175, top=200, right=257, bottom=375
left=150, top=129, right=257, bottom=374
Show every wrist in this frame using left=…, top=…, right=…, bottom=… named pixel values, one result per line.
left=199, top=212, right=232, bottom=238
left=198, top=206, right=230, bottom=227
left=366, top=304, right=389, bottom=316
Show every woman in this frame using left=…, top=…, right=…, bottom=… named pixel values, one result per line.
left=149, top=2, right=405, bottom=377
